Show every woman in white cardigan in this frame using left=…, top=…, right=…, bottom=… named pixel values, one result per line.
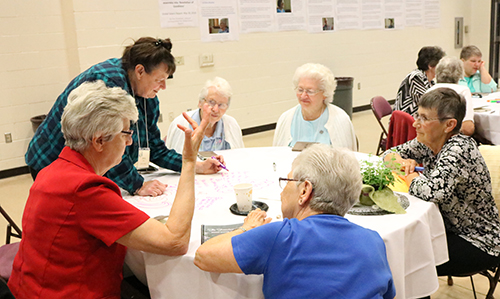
left=273, top=63, right=357, bottom=151
left=166, top=77, right=244, bottom=153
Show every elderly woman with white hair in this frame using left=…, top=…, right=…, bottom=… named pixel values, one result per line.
left=9, top=81, right=211, bottom=298
left=273, top=63, right=356, bottom=150
left=194, top=144, right=395, bottom=298
left=166, top=77, right=244, bottom=153
left=426, top=56, right=475, bottom=136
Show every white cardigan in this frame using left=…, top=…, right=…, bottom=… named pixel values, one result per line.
left=166, top=109, right=244, bottom=154
left=272, top=104, right=357, bottom=151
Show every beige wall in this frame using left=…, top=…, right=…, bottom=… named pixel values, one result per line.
left=0, top=0, right=493, bottom=171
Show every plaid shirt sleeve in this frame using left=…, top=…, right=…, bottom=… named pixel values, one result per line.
left=105, top=96, right=183, bottom=194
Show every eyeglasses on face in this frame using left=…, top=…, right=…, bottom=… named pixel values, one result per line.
left=204, top=99, right=228, bottom=110
left=278, top=177, right=303, bottom=189
left=121, top=130, right=134, bottom=137
left=295, top=87, right=322, bottom=96
left=413, top=112, right=452, bottom=123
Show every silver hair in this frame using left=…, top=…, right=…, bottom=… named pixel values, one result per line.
left=435, top=56, right=464, bottom=84
left=198, top=77, right=233, bottom=105
left=460, top=45, right=482, bottom=60
left=61, top=80, right=138, bottom=152
left=292, top=63, right=337, bottom=104
left=291, top=144, right=361, bottom=216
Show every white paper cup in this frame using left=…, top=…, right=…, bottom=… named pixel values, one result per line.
left=234, top=183, right=253, bottom=212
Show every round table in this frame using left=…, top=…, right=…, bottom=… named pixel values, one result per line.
left=124, top=147, right=448, bottom=299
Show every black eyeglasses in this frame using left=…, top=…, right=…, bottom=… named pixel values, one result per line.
left=121, top=130, right=134, bottom=136
left=278, top=177, right=303, bottom=189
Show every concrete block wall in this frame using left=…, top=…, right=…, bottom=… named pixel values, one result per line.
left=0, top=0, right=492, bottom=171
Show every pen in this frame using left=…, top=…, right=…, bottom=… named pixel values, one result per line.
left=414, top=166, right=424, bottom=172
left=211, top=156, right=229, bottom=171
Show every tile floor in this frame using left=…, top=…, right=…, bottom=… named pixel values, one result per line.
left=0, top=109, right=497, bottom=298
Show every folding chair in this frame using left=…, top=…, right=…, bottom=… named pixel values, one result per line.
left=0, top=205, right=22, bottom=283
left=370, top=96, right=392, bottom=155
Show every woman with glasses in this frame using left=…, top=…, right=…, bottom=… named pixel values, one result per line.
left=166, top=77, right=244, bottom=153
left=426, top=56, right=475, bottom=136
left=384, top=88, right=500, bottom=281
left=195, top=144, right=395, bottom=299
left=9, top=81, right=211, bottom=298
left=25, top=37, right=223, bottom=198
left=273, top=63, right=356, bottom=150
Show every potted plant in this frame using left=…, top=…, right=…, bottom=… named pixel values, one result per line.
left=359, top=157, right=406, bottom=214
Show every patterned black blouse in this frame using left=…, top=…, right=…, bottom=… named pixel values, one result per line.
left=394, top=69, right=433, bottom=116
left=384, top=135, right=500, bottom=256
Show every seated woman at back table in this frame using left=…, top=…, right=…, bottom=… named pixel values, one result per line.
left=166, top=77, right=244, bottom=153
left=273, top=63, right=356, bottom=150
left=426, top=56, right=475, bottom=136
left=8, top=81, right=211, bottom=298
left=195, top=144, right=395, bottom=299
left=394, top=46, right=445, bottom=116
left=384, top=88, right=500, bottom=280
left=459, top=45, right=497, bottom=93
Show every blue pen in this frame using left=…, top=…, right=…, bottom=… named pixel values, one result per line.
left=211, top=156, right=229, bottom=171
left=414, top=166, right=424, bottom=172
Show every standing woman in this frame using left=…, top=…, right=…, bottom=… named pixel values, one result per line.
left=25, top=37, right=222, bottom=197
left=394, top=46, right=445, bottom=115
left=273, top=63, right=356, bottom=150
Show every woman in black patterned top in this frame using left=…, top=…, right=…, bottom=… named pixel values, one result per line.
left=394, top=46, right=445, bottom=116
left=384, top=88, right=500, bottom=276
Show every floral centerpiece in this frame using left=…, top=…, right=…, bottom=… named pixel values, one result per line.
left=359, top=157, right=406, bottom=214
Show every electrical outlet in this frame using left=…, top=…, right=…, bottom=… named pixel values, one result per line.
left=169, top=112, right=174, bottom=121
left=4, top=133, right=12, bottom=143
left=175, top=56, right=184, bottom=66
left=158, top=113, right=163, bottom=123
left=357, top=82, right=361, bottom=90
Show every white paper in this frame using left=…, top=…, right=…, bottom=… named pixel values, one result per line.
left=239, top=0, right=276, bottom=33
left=361, top=0, right=383, bottom=29
left=405, top=0, right=423, bottom=27
left=199, top=0, right=239, bottom=42
left=307, top=0, right=335, bottom=33
left=158, top=0, right=199, bottom=28
left=383, top=0, right=404, bottom=29
left=424, top=0, right=440, bottom=28
left=335, top=0, right=361, bottom=30
left=276, top=0, right=307, bottom=31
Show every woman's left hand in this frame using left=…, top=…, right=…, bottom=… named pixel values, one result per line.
left=195, top=155, right=225, bottom=174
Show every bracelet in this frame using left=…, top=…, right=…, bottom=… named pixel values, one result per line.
left=237, top=227, right=247, bottom=233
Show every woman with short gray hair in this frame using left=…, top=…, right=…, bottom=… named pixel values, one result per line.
left=166, top=77, right=244, bottom=153
left=384, top=88, right=500, bottom=280
left=459, top=45, right=497, bottom=93
left=9, top=81, right=212, bottom=298
left=426, top=56, right=475, bottom=136
left=273, top=63, right=356, bottom=150
left=195, top=144, right=395, bottom=298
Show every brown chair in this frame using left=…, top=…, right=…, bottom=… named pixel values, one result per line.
left=0, top=205, right=22, bottom=283
left=370, top=96, right=392, bottom=155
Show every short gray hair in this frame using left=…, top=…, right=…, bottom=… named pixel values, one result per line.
left=460, top=45, right=482, bottom=60
left=291, top=144, right=361, bottom=216
left=198, top=77, right=233, bottom=105
left=61, top=80, right=138, bottom=152
left=435, top=56, right=464, bottom=84
left=420, top=88, right=466, bottom=134
left=292, top=63, right=337, bottom=103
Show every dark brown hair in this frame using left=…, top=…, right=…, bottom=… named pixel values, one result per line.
left=416, top=46, right=445, bottom=71
left=122, top=37, right=176, bottom=75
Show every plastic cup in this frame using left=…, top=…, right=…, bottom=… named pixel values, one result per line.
left=234, top=183, right=253, bottom=212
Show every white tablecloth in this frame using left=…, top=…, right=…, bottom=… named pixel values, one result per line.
left=124, top=147, right=448, bottom=299
left=473, top=92, right=500, bottom=144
